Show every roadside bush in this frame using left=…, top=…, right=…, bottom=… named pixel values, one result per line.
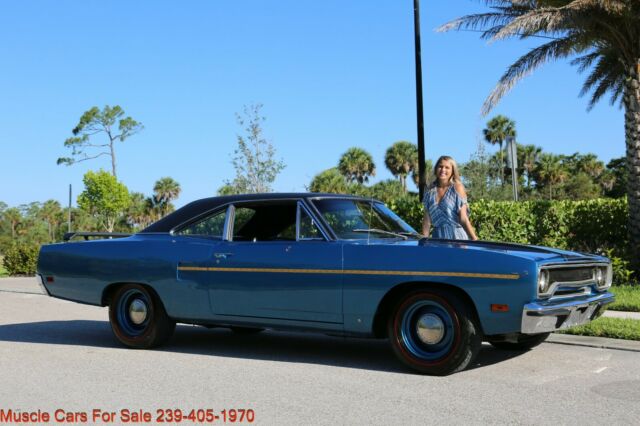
left=2, top=244, right=40, bottom=276
left=388, top=195, right=423, bottom=231
left=603, top=249, right=638, bottom=285
left=472, top=200, right=535, bottom=244
left=569, top=198, right=628, bottom=254
left=390, top=196, right=634, bottom=278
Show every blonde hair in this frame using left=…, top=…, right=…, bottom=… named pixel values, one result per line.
left=432, top=155, right=461, bottom=187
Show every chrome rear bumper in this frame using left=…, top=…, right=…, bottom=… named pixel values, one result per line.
left=521, top=292, right=614, bottom=334
left=36, top=274, right=50, bottom=296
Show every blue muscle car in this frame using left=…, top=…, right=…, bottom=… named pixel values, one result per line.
left=37, top=193, right=614, bottom=375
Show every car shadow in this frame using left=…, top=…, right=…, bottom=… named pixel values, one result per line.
left=0, top=320, right=529, bottom=374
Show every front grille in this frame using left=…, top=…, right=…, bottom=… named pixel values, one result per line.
left=553, top=286, right=590, bottom=297
left=541, top=264, right=603, bottom=300
left=548, top=267, right=593, bottom=284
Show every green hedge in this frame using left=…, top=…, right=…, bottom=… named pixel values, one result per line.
left=392, top=197, right=634, bottom=282
left=2, top=244, right=40, bottom=276
left=393, top=197, right=627, bottom=251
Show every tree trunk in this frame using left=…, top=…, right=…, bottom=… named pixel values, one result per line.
left=624, top=62, right=640, bottom=270
left=108, top=132, right=117, bottom=179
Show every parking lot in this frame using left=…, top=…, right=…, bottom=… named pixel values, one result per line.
left=1, top=277, right=639, bottom=425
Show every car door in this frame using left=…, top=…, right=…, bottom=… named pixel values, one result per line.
left=208, top=200, right=343, bottom=324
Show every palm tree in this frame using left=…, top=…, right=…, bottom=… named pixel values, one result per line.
left=384, top=141, right=418, bottom=192
left=39, top=200, right=62, bottom=242
left=3, top=208, right=22, bottom=239
left=411, top=159, right=434, bottom=189
left=483, top=115, right=516, bottom=186
left=338, top=147, right=376, bottom=184
left=535, top=153, right=567, bottom=199
left=153, top=177, right=181, bottom=217
left=520, top=144, right=543, bottom=189
left=127, top=192, right=152, bottom=230
left=575, top=153, right=605, bottom=180
left=439, top=0, right=640, bottom=264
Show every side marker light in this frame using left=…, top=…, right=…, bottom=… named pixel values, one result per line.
left=491, top=304, right=509, bottom=312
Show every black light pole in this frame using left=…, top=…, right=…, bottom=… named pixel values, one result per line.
left=413, top=0, right=426, bottom=201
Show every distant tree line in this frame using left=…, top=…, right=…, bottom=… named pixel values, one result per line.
left=0, top=174, right=181, bottom=254
left=307, top=116, right=626, bottom=205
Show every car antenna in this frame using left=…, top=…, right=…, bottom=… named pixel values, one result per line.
left=367, top=196, right=374, bottom=246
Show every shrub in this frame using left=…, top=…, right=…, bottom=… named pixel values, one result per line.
left=603, top=249, right=637, bottom=285
left=2, top=244, right=40, bottom=276
left=472, top=200, right=535, bottom=244
left=390, top=196, right=634, bottom=276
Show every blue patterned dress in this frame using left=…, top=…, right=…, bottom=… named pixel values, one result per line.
left=423, top=184, right=470, bottom=240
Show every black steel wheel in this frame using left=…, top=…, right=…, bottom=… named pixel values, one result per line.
left=387, top=289, right=482, bottom=375
left=109, top=284, right=175, bottom=349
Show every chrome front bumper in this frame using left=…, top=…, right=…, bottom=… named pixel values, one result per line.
left=521, top=292, right=615, bottom=334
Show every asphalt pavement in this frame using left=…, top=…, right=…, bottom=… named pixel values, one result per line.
left=1, top=277, right=640, bottom=425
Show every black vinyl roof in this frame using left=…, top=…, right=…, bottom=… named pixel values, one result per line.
left=141, top=192, right=370, bottom=233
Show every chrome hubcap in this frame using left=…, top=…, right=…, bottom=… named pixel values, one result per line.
left=128, top=299, right=148, bottom=325
left=416, top=313, right=445, bottom=345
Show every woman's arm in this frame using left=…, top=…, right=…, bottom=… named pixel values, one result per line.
left=422, top=210, right=431, bottom=237
left=454, top=183, right=478, bottom=241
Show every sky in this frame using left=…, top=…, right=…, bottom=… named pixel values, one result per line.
left=0, top=0, right=625, bottom=209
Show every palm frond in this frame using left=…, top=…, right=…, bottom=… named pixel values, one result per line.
left=579, top=52, right=625, bottom=109
left=609, top=75, right=625, bottom=108
left=570, top=51, right=599, bottom=72
left=482, top=35, right=581, bottom=114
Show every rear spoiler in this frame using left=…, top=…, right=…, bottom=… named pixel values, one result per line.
left=63, top=232, right=132, bottom=242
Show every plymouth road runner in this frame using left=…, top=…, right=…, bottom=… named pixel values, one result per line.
left=37, top=193, right=614, bottom=375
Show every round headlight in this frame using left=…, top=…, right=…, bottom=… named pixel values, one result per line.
left=538, top=270, right=550, bottom=294
left=595, top=267, right=605, bottom=286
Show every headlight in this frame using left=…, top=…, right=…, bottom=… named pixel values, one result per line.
left=594, top=267, right=605, bottom=286
left=538, top=269, right=550, bottom=295
left=595, top=264, right=612, bottom=290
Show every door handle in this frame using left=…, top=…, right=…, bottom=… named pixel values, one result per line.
left=214, top=252, right=234, bottom=259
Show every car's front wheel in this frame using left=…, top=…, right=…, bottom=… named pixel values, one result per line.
left=109, top=284, right=175, bottom=349
left=387, top=289, right=482, bottom=375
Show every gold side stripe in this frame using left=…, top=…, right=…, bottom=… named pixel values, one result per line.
left=177, top=266, right=519, bottom=280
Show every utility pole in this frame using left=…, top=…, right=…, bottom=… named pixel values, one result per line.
left=413, top=0, right=426, bottom=201
left=506, top=136, right=518, bottom=201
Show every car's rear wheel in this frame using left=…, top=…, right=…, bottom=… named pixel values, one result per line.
left=387, top=289, right=482, bottom=376
left=488, top=332, right=550, bottom=350
left=109, top=284, right=175, bottom=349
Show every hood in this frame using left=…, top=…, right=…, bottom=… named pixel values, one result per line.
left=413, top=238, right=605, bottom=263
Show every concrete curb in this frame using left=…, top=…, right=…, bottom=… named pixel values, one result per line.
left=603, top=310, right=640, bottom=320
left=548, top=333, right=640, bottom=352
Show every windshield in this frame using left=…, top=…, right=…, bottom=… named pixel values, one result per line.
left=312, top=198, right=420, bottom=240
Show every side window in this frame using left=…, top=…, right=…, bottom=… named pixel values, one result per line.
left=177, top=209, right=226, bottom=238
left=232, top=207, right=257, bottom=241
left=230, top=202, right=297, bottom=241
left=299, top=207, right=323, bottom=240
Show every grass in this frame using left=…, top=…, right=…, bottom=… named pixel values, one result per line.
left=558, top=317, right=640, bottom=341
left=0, top=257, right=7, bottom=277
left=608, top=285, right=640, bottom=312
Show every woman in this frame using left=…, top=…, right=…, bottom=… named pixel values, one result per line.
left=422, top=155, right=478, bottom=240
